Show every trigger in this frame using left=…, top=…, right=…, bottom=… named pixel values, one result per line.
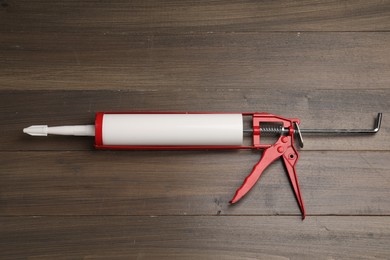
left=230, top=144, right=284, bottom=204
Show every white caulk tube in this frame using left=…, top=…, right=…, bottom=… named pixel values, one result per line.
left=23, top=113, right=244, bottom=147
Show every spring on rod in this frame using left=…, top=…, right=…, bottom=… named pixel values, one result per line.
left=259, top=125, right=286, bottom=136
left=243, top=125, right=288, bottom=136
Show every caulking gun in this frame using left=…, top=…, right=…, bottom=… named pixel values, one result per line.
left=23, top=112, right=382, bottom=219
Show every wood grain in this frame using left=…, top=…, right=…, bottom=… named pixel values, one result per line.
left=0, top=90, right=387, bottom=151
left=1, top=1, right=389, bottom=259
left=1, top=32, right=390, bottom=90
left=1, top=216, right=389, bottom=259
left=1, top=151, right=389, bottom=216
left=1, top=0, right=389, bottom=33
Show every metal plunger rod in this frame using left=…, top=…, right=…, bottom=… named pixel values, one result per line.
left=300, top=113, right=382, bottom=134
left=244, top=113, right=382, bottom=135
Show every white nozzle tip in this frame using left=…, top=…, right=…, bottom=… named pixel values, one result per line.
left=23, top=125, right=48, bottom=136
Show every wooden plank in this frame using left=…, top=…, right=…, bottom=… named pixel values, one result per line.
left=0, top=216, right=389, bottom=259
left=1, top=151, right=389, bottom=216
left=0, top=90, right=387, bottom=151
left=1, top=32, right=390, bottom=90
left=1, top=2, right=388, bottom=259
left=1, top=1, right=389, bottom=33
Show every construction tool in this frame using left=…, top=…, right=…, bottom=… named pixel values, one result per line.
left=23, top=112, right=382, bottom=219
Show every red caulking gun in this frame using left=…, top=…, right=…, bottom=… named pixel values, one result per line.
left=23, top=112, right=382, bottom=219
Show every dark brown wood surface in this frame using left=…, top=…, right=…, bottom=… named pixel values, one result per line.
left=1, top=216, right=389, bottom=259
left=1, top=33, right=390, bottom=90
left=1, top=1, right=389, bottom=259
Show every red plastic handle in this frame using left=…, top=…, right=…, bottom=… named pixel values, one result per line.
left=230, top=135, right=306, bottom=219
left=230, top=142, right=282, bottom=203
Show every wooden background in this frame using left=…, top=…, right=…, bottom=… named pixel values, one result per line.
left=1, top=1, right=389, bottom=259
